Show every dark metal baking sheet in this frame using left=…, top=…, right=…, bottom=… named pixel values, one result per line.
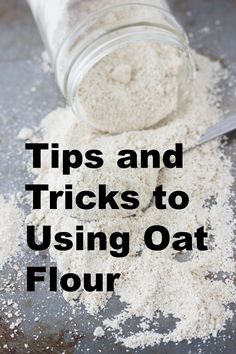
left=0, top=0, right=235, bottom=353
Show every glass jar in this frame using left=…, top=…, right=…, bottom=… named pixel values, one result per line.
left=28, top=0, right=194, bottom=133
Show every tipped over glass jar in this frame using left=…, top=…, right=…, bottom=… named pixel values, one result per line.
left=28, top=0, right=194, bottom=133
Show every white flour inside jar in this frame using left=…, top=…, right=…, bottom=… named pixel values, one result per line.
left=77, top=43, right=185, bottom=133
left=24, top=50, right=235, bottom=349
left=28, top=0, right=191, bottom=133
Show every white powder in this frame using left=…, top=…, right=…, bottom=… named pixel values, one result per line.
left=41, top=51, right=52, bottom=73
left=78, top=43, right=184, bottom=133
left=93, top=326, right=105, bottom=338
left=17, top=127, right=34, bottom=141
left=28, top=0, right=189, bottom=133
left=69, top=1, right=188, bottom=133
left=26, top=51, right=235, bottom=349
left=0, top=195, right=23, bottom=270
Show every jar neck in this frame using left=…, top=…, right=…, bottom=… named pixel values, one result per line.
left=55, top=3, right=191, bottom=105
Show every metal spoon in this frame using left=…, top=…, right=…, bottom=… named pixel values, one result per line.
left=62, top=113, right=236, bottom=221
left=198, top=113, right=236, bottom=145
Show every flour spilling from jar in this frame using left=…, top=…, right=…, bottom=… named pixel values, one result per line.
left=28, top=0, right=193, bottom=133
left=23, top=50, right=236, bottom=349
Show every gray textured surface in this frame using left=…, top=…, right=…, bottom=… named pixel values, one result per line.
left=0, top=0, right=235, bottom=353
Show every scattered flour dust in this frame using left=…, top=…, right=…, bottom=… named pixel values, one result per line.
left=17, top=127, right=34, bottom=141
left=0, top=195, right=23, bottom=270
left=41, top=51, right=52, bottom=73
left=93, top=326, right=105, bottom=338
left=25, top=50, right=236, bottom=349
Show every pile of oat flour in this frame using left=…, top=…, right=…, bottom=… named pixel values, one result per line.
left=0, top=195, right=23, bottom=271
left=22, top=50, right=235, bottom=349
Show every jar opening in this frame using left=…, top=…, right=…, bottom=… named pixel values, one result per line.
left=54, top=3, right=194, bottom=133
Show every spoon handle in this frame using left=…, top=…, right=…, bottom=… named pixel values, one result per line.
left=198, top=113, right=236, bottom=145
